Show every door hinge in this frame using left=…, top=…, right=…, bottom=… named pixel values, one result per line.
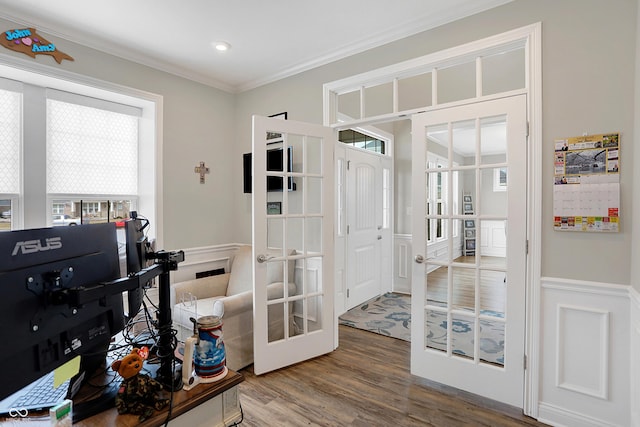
left=526, top=121, right=530, bottom=138
left=347, top=289, right=350, bottom=298
left=524, top=355, right=528, bottom=370
left=525, top=239, right=529, bottom=255
left=347, top=225, right=350, bottom=235
left=347, top=160, right=351, bottom=170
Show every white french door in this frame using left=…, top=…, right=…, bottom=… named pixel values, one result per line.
left=410, top=95, right=527, bottom=407
left=252, top=115, right=335, bottom=375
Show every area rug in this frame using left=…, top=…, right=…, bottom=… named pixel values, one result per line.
left=339, top=292, right=505, bottom=365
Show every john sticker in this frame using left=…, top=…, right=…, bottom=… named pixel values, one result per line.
left=1, top=28, right=74, bottom=64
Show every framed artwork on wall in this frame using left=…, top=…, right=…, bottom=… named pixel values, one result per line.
left=267, top=201, right=281, bottom=215
left=267, top=112, right=287, bottom=141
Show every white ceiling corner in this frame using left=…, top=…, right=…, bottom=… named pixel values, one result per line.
left=0, top=0, right=513, bottom=93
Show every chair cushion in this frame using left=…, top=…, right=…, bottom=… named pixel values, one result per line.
left=226, top=246, right=253, bottom=296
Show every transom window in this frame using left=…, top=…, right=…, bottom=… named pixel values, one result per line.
left=339, top=129, right=386, bottom=154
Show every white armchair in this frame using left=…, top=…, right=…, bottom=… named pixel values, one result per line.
left=170, top=245, right=296, bottom=371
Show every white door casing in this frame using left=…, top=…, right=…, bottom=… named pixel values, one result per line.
left=252, top=115, right=335, bottom=375
left=410, top=95, right=527, bottom=407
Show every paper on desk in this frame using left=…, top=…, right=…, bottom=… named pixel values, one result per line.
left=54, top=356, right=80, bottom=388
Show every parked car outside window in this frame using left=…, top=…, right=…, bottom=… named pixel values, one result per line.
left=52, top=214, right=80, bottom=226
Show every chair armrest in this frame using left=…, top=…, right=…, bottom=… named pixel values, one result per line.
left=217, top=290, right=253, bottom=317
left=266, top=281, right=297, bottom=300
left=170, top=273, right=231, bottom=308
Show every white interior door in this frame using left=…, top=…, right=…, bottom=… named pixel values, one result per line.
left=252, top=115, right=335, bottom=375
left=410, top=95, right=527, bottom=407
left=346, top=148, right=383, bottom=309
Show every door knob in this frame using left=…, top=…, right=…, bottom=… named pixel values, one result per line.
left=414, top=254, right=425, bottom=264
left=256, top=254, right=275, bottom=263
left=377, top=235, right=382, bottom=240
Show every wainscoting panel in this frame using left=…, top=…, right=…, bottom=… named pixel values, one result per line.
left=631, top=288, right=640, bottom=427
left=556, top=304, right=609, bottom=399
left=538, top=277, right=630, bottom=427
left=170, top=243, right=240, bottom=284
left=393, top=234, right=412, bottom=294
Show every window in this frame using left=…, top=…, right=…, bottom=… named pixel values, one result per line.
left=382, top=168, right=390, bottom=229
left=46, top=95, right=140, bottom=227
left=339, top=129, right=385, bottom=154
left=0, top=68, right=159, bottom=239
left=0, top=83, right=21, bottom=232
left=52, top=203, right=65, bottom=214
left=493, top=167, right=507, bottom=192
left=426, top=156, right=459, bottom=244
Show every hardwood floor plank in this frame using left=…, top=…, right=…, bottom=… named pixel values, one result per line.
left=237, top=325, right=547, bottom=426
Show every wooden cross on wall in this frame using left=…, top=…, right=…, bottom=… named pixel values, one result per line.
left=194, top=161, right=210, bottom=184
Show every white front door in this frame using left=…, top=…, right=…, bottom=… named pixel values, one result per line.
left=252, top=115, right=335, bottom=375
left=410, top=95, right=527, bottom=407
left=346, top=147, right=383, bottom=309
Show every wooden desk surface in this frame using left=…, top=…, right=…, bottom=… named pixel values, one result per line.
left=0, top=370, right=243, bottom=426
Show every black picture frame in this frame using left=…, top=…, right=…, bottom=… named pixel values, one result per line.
left=464, top=219, right=475, bottom=228
left=463, top=195, right=472, bottom=202
left=465, top=239, right=476, bottom=250
left=267, top=112, right=287, bottom=140
left=267, top=201, right=282, bottom=215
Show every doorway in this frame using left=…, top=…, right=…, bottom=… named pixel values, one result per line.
left=344, top=146, right=393, bottom=310
left=325, top=24, right=540, bottom=415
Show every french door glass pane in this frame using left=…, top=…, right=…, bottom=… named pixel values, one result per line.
left=426, top=263, right=448, bottom=306
left=452, top=119, right=476, bottom=165
left=452, top=266, right=475, bottom=312
left=425, top=307, right=447, bottom=353
left=451, top=314, right=475, bottom=360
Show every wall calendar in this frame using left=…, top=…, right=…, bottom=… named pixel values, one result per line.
left=553, top=132, right=620, bottom=232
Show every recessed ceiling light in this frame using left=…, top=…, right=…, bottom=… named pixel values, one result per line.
left=213, top=41, right=231, bottom=52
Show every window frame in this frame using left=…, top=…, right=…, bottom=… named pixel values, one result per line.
left=426, top=155, right=459, bottom=245
left=0, top=59, right=163, bottom=245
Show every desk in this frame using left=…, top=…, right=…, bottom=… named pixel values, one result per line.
left=0, top=370, right=243, bottom=426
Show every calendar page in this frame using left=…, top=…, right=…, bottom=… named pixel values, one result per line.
left=553, top=133, right=620, bottom=232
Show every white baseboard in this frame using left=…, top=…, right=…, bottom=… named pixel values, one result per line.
left=631, top=287, right=640, bottom=427
left=538, top=401, right=619, bottom=427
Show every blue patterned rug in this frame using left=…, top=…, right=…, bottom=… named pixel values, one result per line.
left=339, top=292, right=505, bottom=365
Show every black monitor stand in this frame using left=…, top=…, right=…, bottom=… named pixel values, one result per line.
left=72, top=249, right=185, bottom=423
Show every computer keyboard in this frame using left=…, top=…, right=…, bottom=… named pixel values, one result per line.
left=11, top=373, right=69, bottom=409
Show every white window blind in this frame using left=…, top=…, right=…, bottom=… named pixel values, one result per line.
left=46, top=99, right=139, bottom=195
left=0, top=88, right=21, bottom=194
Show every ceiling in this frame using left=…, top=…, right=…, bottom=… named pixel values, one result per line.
left=0, top=0, right=512, bottom=93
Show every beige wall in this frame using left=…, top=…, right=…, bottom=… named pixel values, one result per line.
left=236, top=0, right=637, bottom=287
left=1, top=0, right=637, bottom=287
left=0, top=16, right=237, bottom=251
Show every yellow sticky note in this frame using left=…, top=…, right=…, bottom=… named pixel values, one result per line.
left=53, top=356, right=81, bottom=388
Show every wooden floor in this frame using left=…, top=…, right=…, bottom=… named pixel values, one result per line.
left=237, top=325, right=547, bottom=426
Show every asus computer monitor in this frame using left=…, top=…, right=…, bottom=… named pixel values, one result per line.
left=0, top=223, right=125, bottom=401
left=123, top=217, right=151, bottom=319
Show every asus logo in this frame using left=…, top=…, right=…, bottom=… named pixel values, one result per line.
left=12, top=237, right=63, bottom=255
